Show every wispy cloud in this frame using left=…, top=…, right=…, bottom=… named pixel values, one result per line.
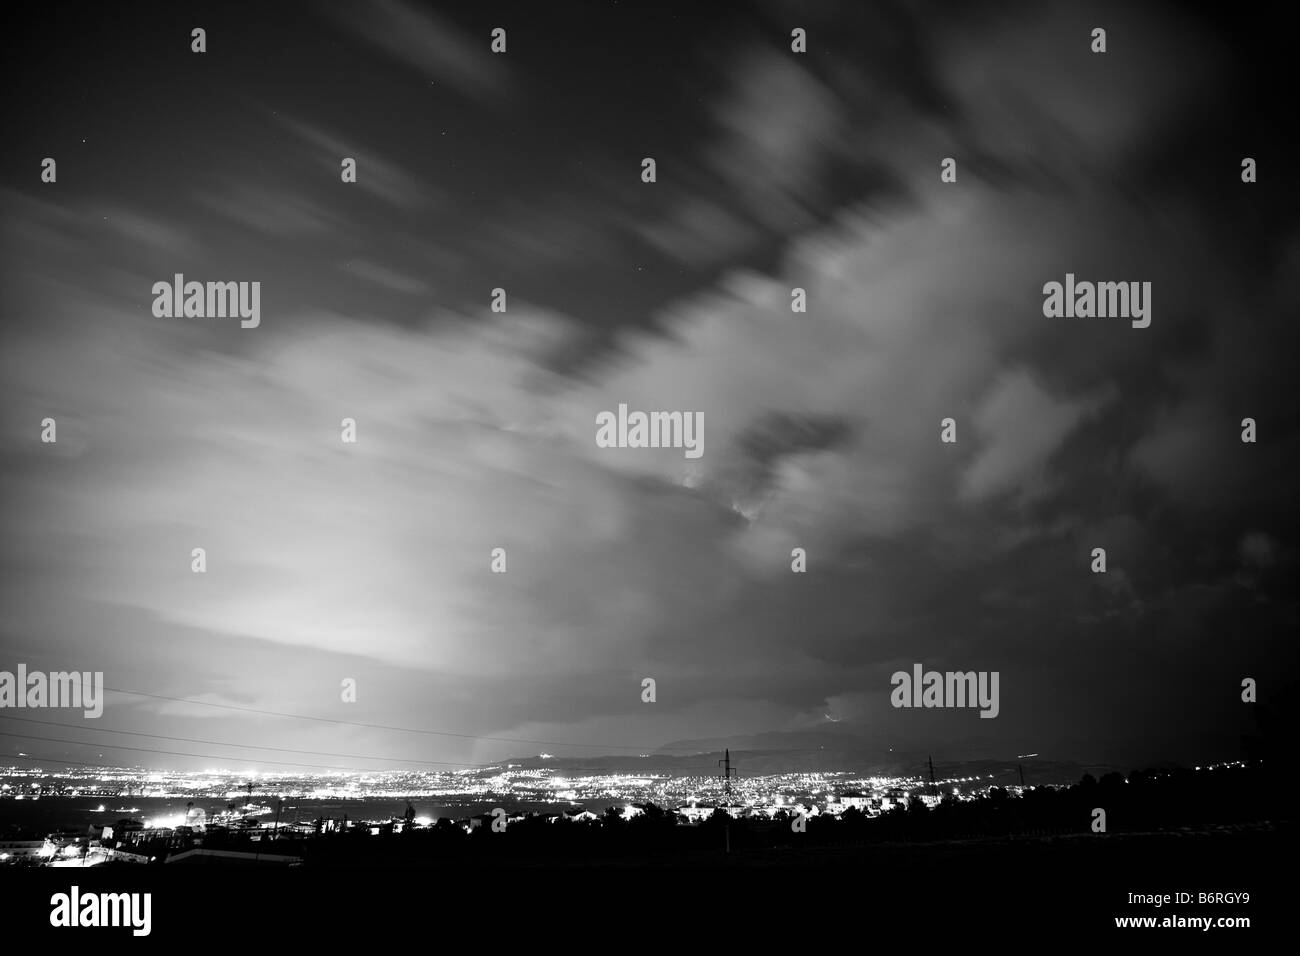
left=332, top=0, right=513, bottom=104
left=338, top=259, right=430, bottom=296
left=273, top=113, right=443, bottom=209
left=196, top=183, right=339, bottom=238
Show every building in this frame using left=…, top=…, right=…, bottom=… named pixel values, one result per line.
left=831, top=791, right=872, bottom=812
left=166, top=847, right=300, bottom=866
left=677, top=805, right=743, bottom=823
left=0, top=839, right=47, bottom=862
left=183, top=806, right=207, bottom=830
left=101, top=847, right=151, bottom=864
left=880, top=788, right=910, bottom=812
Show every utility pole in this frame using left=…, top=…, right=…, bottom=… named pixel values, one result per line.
left=717, top=748, right=738, bottom=855
left=1018, top=764, right=1025, bottom=788
left=928, top=755, right=938, bottom=800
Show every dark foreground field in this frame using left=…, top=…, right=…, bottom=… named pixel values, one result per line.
left=3, top=821, right=1284, bottom=940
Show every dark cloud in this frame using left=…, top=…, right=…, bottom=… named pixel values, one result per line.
left=0, top=0, right=1293, bottom=772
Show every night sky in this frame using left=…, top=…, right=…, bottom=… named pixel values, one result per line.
left=1, top=0, right=1295, bottom=774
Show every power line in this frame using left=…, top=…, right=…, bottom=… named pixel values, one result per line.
left=0, top=717, right=844, bottom=777
left=2, top=751, right=173, bottom=773
left=101, top=685, right=698, bottom=753
left=0, top=730, right=474, bottom=774
left=2, top=674, right=1118, bottom=775
left=0, top=714, right=490, bottom=769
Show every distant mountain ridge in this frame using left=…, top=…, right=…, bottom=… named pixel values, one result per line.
left=505, top=728, right=1091, bottom=785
